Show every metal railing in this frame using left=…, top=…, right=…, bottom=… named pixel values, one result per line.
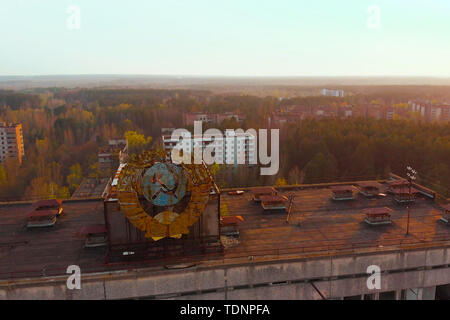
left=2, top=232, right=450, bottom=282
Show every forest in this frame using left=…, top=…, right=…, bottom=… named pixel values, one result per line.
left=0, top=87, right=449, bottom=201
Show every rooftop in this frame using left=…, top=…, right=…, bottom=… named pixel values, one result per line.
left=0, top=200, right=107, bottom=280
left=79, top=224, right=107, bottom=235
left=388, top=179, right=409, bottom=187
left=71, top=178, right=111, bottom=199
left=391, top=187, right=421, bottom=195
left=0, top=180, right=449, bottom=280
left=331, top=185, right=355, bottom=192
left=358, top=181, right=383, bottom=188
left=363, top=207, right=394, bottom=216
left=251, top=187, right=276, bottom=195
left=259, top=195, right=288, bottom=203
left=220, top=182, right=450, bottom=261
left=27, top=209, right=59, bottom=218
left=32, top=199, right=62, bottom=209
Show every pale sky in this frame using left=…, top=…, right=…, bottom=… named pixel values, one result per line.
left=1, top=0, right=449, bottom=76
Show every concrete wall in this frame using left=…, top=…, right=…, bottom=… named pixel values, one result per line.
left=2, top=246, right=450, bottom=300
left=202, top=194, right=220, bottom=238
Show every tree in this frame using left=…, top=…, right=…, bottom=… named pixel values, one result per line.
left=349, top=142, right=375, bottom=177
left=125, top=131, right=152, bottom=155
left=25, top=178, right=69, bottom=200
left=67, top=163, right=83, bottom=191
left=88, top=162, right=101, bottom=178
left=287, top=166, right=303, bottom=185
left=303, top=152, right=338, bottom=184
left=57, top=186, right=70, bottom=199
left=428, top=163, right=450, bottom=197
left=275, top=178, right=288, bottom=186
left=210, top=163, right=221, bottom=176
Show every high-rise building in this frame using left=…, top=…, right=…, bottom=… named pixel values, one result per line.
left=162, top=129, right=257, bottom=165
left=0, top=123, right=24, bottom=164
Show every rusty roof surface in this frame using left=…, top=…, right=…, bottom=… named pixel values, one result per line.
left=71, top=178, right=110, bottom=199
left=79, top=224, right=107, bottom=235
left=220, top=183, right=450, bottom=261
left=32, top=199, right=62, bottom=208
left=358, top=181, right=383, bottom=188
left=330, top=185, right=355, bottom=192
left=259, top=195, right=288, bottom=203
left=27, top=209, right=59, bottom=218
left=220, top=216, right=244, bottom=226
left=1, top=181, right=450, bottom=281
left=388, top=179, right=409, bottom=186
left=391, top=187, right=421, bottom=195
left=0, top=200, right=107, bottom=280
left=363, top=207, right=394, bottom=215
left=251, top=187, right=276, bottom=195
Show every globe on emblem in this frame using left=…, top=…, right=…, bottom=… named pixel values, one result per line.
left=142, top=162, right=187, bottom=207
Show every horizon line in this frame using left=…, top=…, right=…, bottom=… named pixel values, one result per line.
left=1, top=74, right=450, bottom=79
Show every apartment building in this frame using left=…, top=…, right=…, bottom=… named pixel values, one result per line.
left=183, top=112, right=245, bottom=126
left=0, top=123, right=25, bottom=164
left=409, top=101, right=450, bottom=122
left=442, top=105, right=450, bottom=122
left=162, top=129, right=257, bottom=165
left=321, top=88, right=345, bottom=97
left=364, top=104, right=395, bottom=120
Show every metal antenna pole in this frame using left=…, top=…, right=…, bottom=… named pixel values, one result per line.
left=406, top=203, right=411, bottom=235
left=406, top=166, right=417, bottom=236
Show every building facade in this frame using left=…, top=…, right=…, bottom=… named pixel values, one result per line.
left=409, top=101, right=450, bottom=122
left=321, top=88, right=345, bottom=97
left=0, top=123, right=24, bottom=164
left=162, top=130, right=257, bottom=165
left=98, top=139, right=128, bottom=171
left=183, top=112, right=245, bottom=126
